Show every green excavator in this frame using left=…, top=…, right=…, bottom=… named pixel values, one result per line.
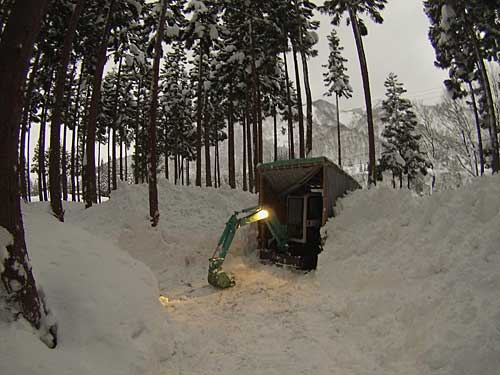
left=208, top=206, right=288, bottom=289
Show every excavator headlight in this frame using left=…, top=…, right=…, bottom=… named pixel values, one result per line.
left=256, top=209, right=269, bottom=221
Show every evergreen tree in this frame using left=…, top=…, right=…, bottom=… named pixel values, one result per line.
left=321, top=0, right=387, bottom=186
left=323, top=29, right=352, bottom=168
left=379, top=73, right=430, bottom=189
left=424, top=0, right=499, bottom=173
left=48, top=0, right=86, bottom=222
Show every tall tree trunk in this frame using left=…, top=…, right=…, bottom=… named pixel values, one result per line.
left=195, top=42, right=204, bottom=187
left=20, top=49, right=41, bottom=202
left=70, top=64, right=84, bottom=202
left=174, top=153, right=178, bottom=184
left=294, top=0, right=313, bottom=156
left=62, top=123, right=68, bottom=200
left=186, top=160, right=190, bottom=186
left=468, top=82, right=484, bottom=175
left=273, top=103, right=278, bottom=161
left=336, top=94, right=342, bottom=168
left=349, top=7, right=376, bottom=186
left=119, top=136, right=123, bottom=181
left=214, top=131, right=219, bottom=188
left=107, top=127, right=111, bottom=193
left=242, top=115, right=247, bottom=192
left=97, top=143, right=101, bottom=203
left=301, top=50, right=313, bottom=156
left=112, top=127, right=117, bottom=189
left=464, top=17, right=499, bottom=173
left=249, top=16, right=263, bottom=181
left=292, top=43, right=305, bottom=158
left=49, top=0, right=85, bottom=221
left=124, top=144, right=127, bottom=183
left=61, top=60, right=77, bottom=202
left=71, top=125, right=78, bottom=201
left=147, top=0, right=167, bottom=227
left=111, top=56, right=122, bottom=191
left=134, top=77, right=142, bottom=185
left=216, top=140, right=221, bottom=188
left=204, top=97, right=212, bottom=186
left=76, top=128, right=80, bottom=202
left=164, top=120, right=169, bottom=180
left=27, top=125, right=32, bottom=201
left=61, top=61, right=77, bottom=201
left=228, top=97, right=235, bottom=188
left=39, top=74, right=53, bottom=202
left=84, top=0, right=114, bottom=208
left=283, top=47, right=294, bottom=159
left=181, top=157, right=184, bottom=185
left=0, top=0, right=57, bottom=347
left=246, top=100, right=254, bottom=192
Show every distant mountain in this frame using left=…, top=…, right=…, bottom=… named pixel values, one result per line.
left=214, top=99, right=381, bottom=180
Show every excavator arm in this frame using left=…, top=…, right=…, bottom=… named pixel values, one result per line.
left=208, top=206, right=280, bottom=288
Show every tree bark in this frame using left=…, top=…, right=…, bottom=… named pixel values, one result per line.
left=273, top=103, right=278, bottom=161
left=460, top=13, right=499, bottom=173
left=49, top=0, right=85, bottom=221
left=134, top=77, right=142, bottom=184
left=292, top=43, right=305, bottom=158
left=283, top=47, right=294, bottom=159
left=97, top=143, right=101, bottom=203
left=27, top=125, right=32, bottom=201
left=249, top=16, right=263, bottom=184
left=228, top=97, right=235, bottom=188
left=242, top=114, right=247, bottom=191
left=112, top=55, right=122, bottom=190
left=301, top=49, right=313, bottom=156
left=204, top=95, right=212, bottom=187
left=195, top=42, right=204, bottom=187
left=349, top=7, right=376, bottom=185
left=147, top=0, right=167, bottom=227
left=70, top=64, right=84, bottom=202
left=468, top=82, right=484, bottom=175
left=336, top=94, right=342, bottom=168
left=0, top=0, right=57, bottom=347
left=39, top=74, right=53, bottom=202
left=246, top=99, right=254, bottom=192
left=20, top=49, right=41, bottom=202
left=119, top=137, right=123, bottom=181
left=84, top=1, right=114, bottom=208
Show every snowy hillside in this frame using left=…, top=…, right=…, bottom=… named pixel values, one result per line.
left=2, top=176, right=500, bottom=375
left=215, top=99, right=381, bottom=183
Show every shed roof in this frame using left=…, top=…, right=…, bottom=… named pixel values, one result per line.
left=257, top=156, right=335, bottom=171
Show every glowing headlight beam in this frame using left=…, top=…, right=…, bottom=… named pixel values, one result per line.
left=256, top=209, right=269, bottom=221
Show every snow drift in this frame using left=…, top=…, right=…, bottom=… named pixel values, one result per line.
left=2, top=175, right=500, bottom=375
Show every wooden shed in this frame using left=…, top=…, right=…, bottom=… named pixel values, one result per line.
left=256, top=157, right=360, bottom=269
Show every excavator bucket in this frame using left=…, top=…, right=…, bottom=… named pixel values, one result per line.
left=208, top=257, right=235, bottom=289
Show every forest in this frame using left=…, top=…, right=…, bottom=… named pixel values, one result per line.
left=0, top=0, right=499, bottom=360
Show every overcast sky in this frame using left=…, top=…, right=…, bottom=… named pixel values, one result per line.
left=307, top=0, right=449, bottom=110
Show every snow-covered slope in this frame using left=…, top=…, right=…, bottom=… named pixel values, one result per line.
left=2, top=175, right=499, bottom=375
left=0, top=202, right=169, bottom=375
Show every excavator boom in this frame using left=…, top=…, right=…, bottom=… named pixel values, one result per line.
left=208, top=206, right=284, bottom=288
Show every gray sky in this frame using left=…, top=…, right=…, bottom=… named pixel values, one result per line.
left=308, top=0, right=449, bottom=110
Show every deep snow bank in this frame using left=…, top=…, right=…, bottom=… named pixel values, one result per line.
left=70, top=180, right=257, bottom=296
left=319, top=174, right=500, bottom=374
left=0, top=202, right=169, bottom=375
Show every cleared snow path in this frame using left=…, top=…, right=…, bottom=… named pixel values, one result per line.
left=68, top=177, right=500, bottom=375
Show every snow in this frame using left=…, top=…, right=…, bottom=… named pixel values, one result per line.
left=0, top=226, right=13, bottom=273
left=0, top=202, right=169, bottom=375
left=2, top=175, right=500, bottom=375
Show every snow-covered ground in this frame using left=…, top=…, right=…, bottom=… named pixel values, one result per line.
left=1, top=176, right=500, bottom=375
